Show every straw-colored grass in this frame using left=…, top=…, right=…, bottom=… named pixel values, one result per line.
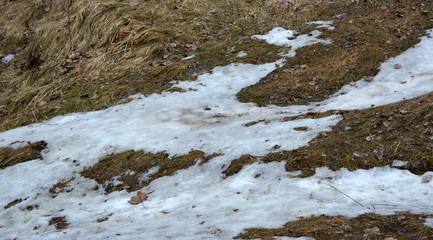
left=0, top=0, right=307, bottom=130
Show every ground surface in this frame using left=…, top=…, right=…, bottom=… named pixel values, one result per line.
left=1, top=0, right=433, bottom=239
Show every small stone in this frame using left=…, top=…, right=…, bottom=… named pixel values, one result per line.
left=365, top=76, right=374, bottom=82
left=394, top=64, right=402, bottom=69
left=422, top=174, right=432, bottom=183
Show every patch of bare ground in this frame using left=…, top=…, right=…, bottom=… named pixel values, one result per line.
left=225, top=91, right=433, bottom=177
left=237, top=0, right=433, bottom=106
left=81, top=150, right=219, bottom=193
left=48, top=216, right=69, bottom=230
left=236, top=213, right=433, bottom=240
left=0, top=141, right=47, bottom=169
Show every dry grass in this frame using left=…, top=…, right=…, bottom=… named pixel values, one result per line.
left=0, top=0, right=307, bottom=131
left=226, top=91, right=433, bottom=178
left=236, top=213, right=433, bottom=239
left=81, top=150, right=219, bottom=194
left=0, top=141, right=47, bottom=169
left=238, top=0, right=433, bottom=106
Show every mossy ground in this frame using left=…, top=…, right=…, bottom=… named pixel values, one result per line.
left=236, top=213, right=433, bottom=239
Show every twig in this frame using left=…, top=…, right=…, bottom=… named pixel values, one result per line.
left=326, top=183, right=366, bottom=208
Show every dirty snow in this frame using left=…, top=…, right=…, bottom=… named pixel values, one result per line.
left=1, top=22, right=433, bottom=239
left=0, top=53, right=14, bottom=64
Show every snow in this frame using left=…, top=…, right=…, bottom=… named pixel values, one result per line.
left=1, top=22, right=433, bottom=239
left=318, top=29, right=433, bottom=110
left=252, top=25, right=332, bottom=58
left=425, top=218, right=433, bottom=228
left=0, top=53, right=14, bottom=64
left=237, top=51, right=247, bottom=57
left=307, top=20, right=335, bottom=30
left=182, top=54, right=195, bottom=60
left=392, top=160, right=408, bottom=167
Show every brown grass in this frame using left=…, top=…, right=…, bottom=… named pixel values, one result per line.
left=237, top=0, right=433, bottom=106
left=226, top=91, right=433, bottom=178
left=0, top=141, right=47, bottom=169
left=0, top=0, right=306, bottom=131
left=81, top=150, right=219, bottom=194
left=236, top=213, right=433, bottom=239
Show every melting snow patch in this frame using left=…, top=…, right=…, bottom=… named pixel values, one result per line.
left=425, top=218, right=433, bottom=228
left=366, top=135, right=375, bottom=141
left=1, top=54, right=14, bottom=64
left=1, top=22, right=433, bottom=239
left=237, top=51, right=247, bottom=57
left=182, top=54, right=195, bottom=60
left=318, top=29, right=433, bottom=110
left=392, top=160, right=408, bottom=167
left=252, top=27, right=332, bottom=58
left=307, top=20, right=335, bottom=30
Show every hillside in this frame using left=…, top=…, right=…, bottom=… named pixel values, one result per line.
left=1, top=0, right=433, bottom=239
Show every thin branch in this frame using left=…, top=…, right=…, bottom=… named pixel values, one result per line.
left=326, top=183, right=366, bottom=208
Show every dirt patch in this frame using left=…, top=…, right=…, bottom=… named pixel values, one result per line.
left=3, top=199, right=23, bottom=210
left=237, top=0, right=433, bottom=106
left=49, top=216, right=69, bottom=230
left=222, top=155, right=259, bottom=178
left=49, top=178, right=74, bottom=195
left=236, top=213, right=433, bottom=239
left=225, top=91, right=433, bottom=177
left=0, top=141, right=48, bottom=169
left=81, top=150, right=219, bottom=194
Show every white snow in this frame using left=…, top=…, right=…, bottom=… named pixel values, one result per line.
left=1, top=22, right=433, bottom=239
left=392, top=160, right=408, bottom=167
left=182, top=54, right=195, bottom=60
left=318, top=29, right=433, bottom=110
left=252, top=26, right=332, bottom=58
left=425, top=218, right=433, bottom=228
left=0, top=53, right=14, bottom=64
left=307, top=20, right=335, bottom=30
left=237, top=51, right=247, bottom=57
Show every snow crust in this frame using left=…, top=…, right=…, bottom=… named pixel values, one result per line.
left=1, top=22, right=433, bottom=239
